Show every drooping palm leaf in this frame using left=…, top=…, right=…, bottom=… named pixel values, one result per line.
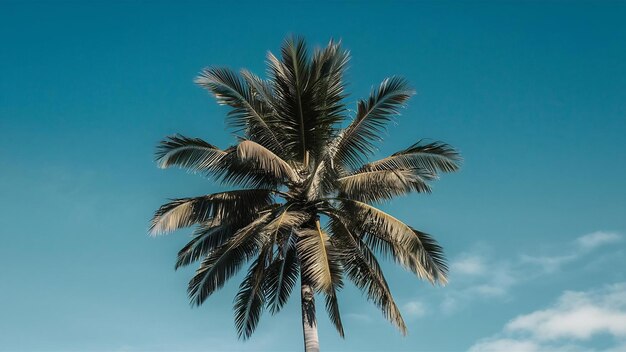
left=296, top=220, right=338, bottom=294
left=332, top=198, right=448, bottom=284
left=234, top=245, right=270, bottom=340
left=324, top=290, right=345, bottom=338
left=188, top=213, right=271, bottom=306
left=329, top=216, right=407, bottom=334
left=264, top=232, right=299, bottom=314
left=263, top=209, right=310, bottom=236
left=175, top=211, right=272, bottom=270
left=176, top=224, right=231, bottom=269
left=322, top=227, right=345, bottom=337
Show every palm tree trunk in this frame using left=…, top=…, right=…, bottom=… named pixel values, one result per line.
left=301, top=281, right=319, bottom=352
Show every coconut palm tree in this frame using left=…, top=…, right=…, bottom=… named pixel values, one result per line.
left=150, top=36, right=460, bottom=351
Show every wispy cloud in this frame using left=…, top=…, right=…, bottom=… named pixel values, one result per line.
left=402, top=300, right=426, bottom=318
left=519, top=254, right=576, bottom=273
left=469, top=283, right=626, bottom=352
left=437, top=251, right=519, bottom=314
left=576, top=231, right=622, bottom=251
left=451, top=255, right=487, bottom=276
left=469, top=338, right=542, bottom=352
left=520, top=231, right=622, bottom=273
left=440, top=231, right=622, bottom=314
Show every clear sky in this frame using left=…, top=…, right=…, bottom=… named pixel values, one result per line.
left=1, top=1, right=626, bottom=351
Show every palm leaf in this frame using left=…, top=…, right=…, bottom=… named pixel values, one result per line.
left=324, top=290, right=345, bottom=338
left=333, top=77, right=414, bottom=170
left=176, top=224, right=229, bottom=269
left=262, top=209, right=310, bottom=235
left=363, top=140, right=461, bottom=174
left=296, top=220, right=337, bottom=293
left=308, top=40, right=350, bottom=157
left=149, top=189, right=273, bottom=235
left=156, top=135, right=280, bottom=187
left=338, top=168, right=434, bottom=202
left=333, top=199, right=448, bottom=284
left=323, top=226, right=345, bottom=337
left=156, top=134, right=227, bottom=172
left=234, top=245, right=270, bottom=340
left=329, top=216, right=407, bottom=334
left=236, top=140, right=300, bottom=183
left=265, top=232, right=299, bottom=314
left=195, top=67, right=283, bottom=153
left=267, top=36, right=325, bottom=163
left=175, top=210, right=270, bottom=269
left=187, top=213, right=271, bottom=305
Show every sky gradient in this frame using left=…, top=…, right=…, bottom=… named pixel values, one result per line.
left=1, top=1, right=626, bottom=351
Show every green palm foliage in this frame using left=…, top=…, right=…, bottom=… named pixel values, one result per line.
left=151, top=36, right=461, bottom=342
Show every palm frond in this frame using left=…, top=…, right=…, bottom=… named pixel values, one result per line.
left=156, top=135, right=227, bottom=172
left=234, top=245, right=270, bottom=340
left=333, top=77, right=414, bottom=170
left=324, top=290, right=345, bottom=338
left=308, top=40, right=350, bottom=157
left=176, top=224, right=228, bottom=269
left=175, top=209, right=272, bottom=269
left=363, top=141, right=461, bottom=174
left=338, top=168, right=434, bottom=202
left=236, top=140, right=300, bottom=183
left=195, top=67, right=283, bottom=153
left=407, top=227, right=448, bottom=285
left=262, top=209, right=310, bottom=235
left=264, top=37, right=311, bottom=162
left=333, top=199, right=448, bottom=284
left=214, top=148, right=283, bottom=188
left=264, top=232, right=299, bottom=314
left=305, top=160, right=334, bottom=201
left=296, top=220, right=338, bottom=294
left=329, top=216, right=407, bottom=334
left=187, top=213, right=271, bottom=306
left=156, top=135, right=281, bottom=188
left=150, top=189, right=273, bottom=235
left=324, top=226, right=346, bottom=337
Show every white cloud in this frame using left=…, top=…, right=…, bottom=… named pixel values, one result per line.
left=402, top=300, right=426, bottom=318
left=440, top=295, right=458, bottom=314
left=576, top=231, right=622, bottom=250
left=469, top=338, right=541, bottom=352
left=451, top=255, right=487, bottom=276
left=506, top=284, right=626, bottom=340
left=438, top=231, right=622, bottom=315
left=469, top=283, right=626, bottom=352
left=519, top=254, right=576, bottom=273
left=518, top=231, right=622, bottom=273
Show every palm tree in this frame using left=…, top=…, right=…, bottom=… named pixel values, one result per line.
left=150, top=36, right=460, bottom=351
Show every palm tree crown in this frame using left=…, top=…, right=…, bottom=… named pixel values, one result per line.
left=151, top=36, right=461, bottom=348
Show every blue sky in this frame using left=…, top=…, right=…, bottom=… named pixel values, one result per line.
left=1, top=1, right=625, bottom=351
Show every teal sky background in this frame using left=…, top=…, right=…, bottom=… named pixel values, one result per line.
left=1, top=1, right=626, bottom=351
